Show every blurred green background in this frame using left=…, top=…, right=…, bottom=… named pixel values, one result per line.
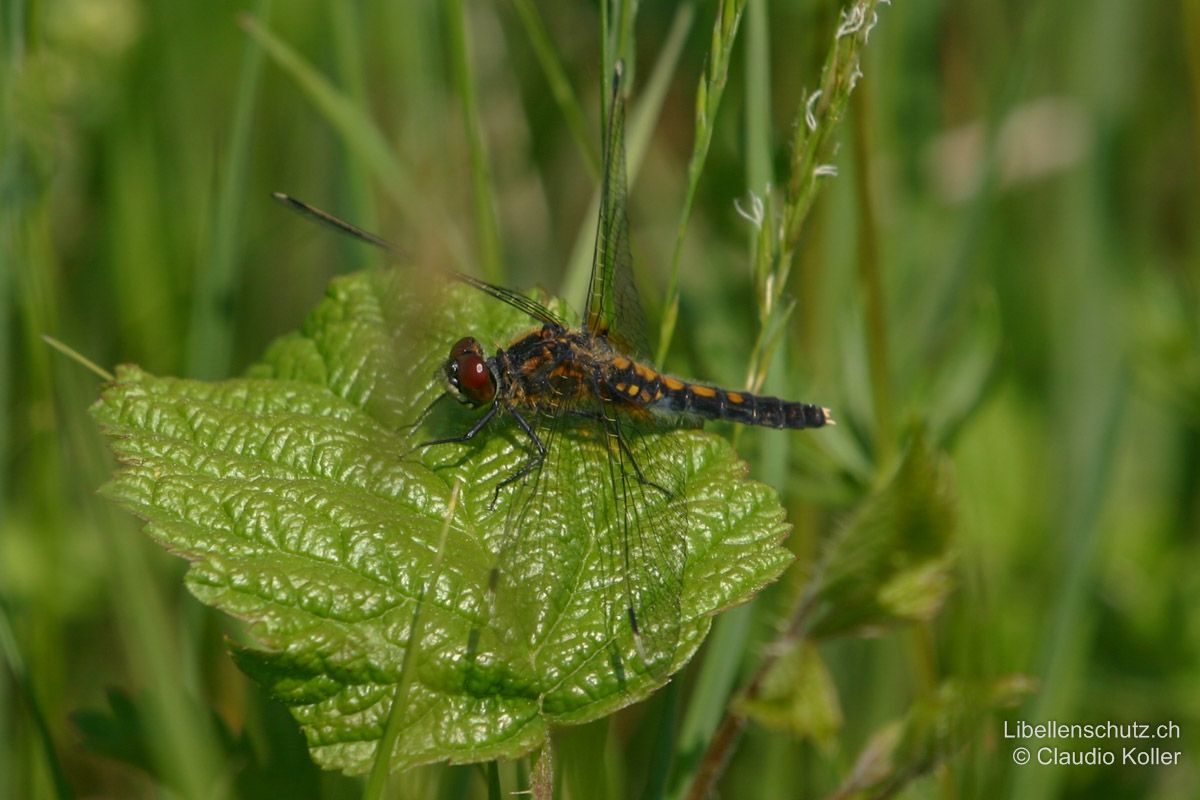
left=3, top=0, right=1199, bottom=798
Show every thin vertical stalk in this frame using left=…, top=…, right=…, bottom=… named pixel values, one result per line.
left=0, top=603, right=73, bottom=800
left=444, top=0, right=505, bottom=283
left=640, top=678, right=681, bottom=800
left=558, top=718, right=610, bottom=800
left=511, top=0, right=601, bottom=179
left=679, top=5, right=890, bottom=796
left=850, top=80, right=895, bottom=456
left=602, top=0, right=637, bottom=117
left=666, top=4, right=780, bottom=778
left=741, top=0, right=882, bottom=412
left=664, top=603, right=754, bottom=800
left=364, top=482, right=462, bottom=800
left=561, top=4, right=692, bottom=307
left=330, top=0, right=379, bottom=233
left=186, top=0, right=271, bottom=380
left=780, top=0, right=882, bottom=268
left=655, top=0, right=747, bottom=366
left=743, top=0, right=772, bottom=191
left=530, top=744, right=554, bottom=800
left=486, top=761, right=502, bottom=799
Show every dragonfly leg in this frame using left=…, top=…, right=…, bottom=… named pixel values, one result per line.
left=416, top=400, right=500, bottom=450
left=611, top=416, right=672, bottom=499
left=399, top=391, right=449, bottom=437
left=489, top=407, right=547, bottom=510
left=568, top=408, right=672, bottom=499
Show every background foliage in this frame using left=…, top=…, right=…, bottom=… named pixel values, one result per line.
left=3, top=0, right=1198, bottom=798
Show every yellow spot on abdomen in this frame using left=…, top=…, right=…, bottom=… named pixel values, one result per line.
left=626, top=384, right=641, bottom=397
left=726, top=391, right=744, bottom=404
left=663, top=376, right=685, bottom=391
left=691, top=384, right=717, bottom=398
left=634, top=362, right=657, bottom=381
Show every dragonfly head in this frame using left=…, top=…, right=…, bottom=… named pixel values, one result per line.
left=444, top=337, right=497, bottom=406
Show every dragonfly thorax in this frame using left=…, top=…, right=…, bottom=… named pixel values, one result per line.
left=444, top=336, right=498, bottom=406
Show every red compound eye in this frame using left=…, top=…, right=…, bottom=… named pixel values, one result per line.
left=447, top=337, right=495, bottom=405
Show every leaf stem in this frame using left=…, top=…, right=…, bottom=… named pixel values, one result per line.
left=531, top=744, right=554, bottom=800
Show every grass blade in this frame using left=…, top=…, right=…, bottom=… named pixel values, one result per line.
left=239, top=15, right=415, bottom=220
left=444, top=0, right=506, bottom=283
left=561, top=2, right=693, bottom=309
left=655, top=0, right=748, bottom=365
left=849, top=80, right=895, bottom=456
left=41, top=336, right=114, bottom=382
left=186, top=0, right=271, bottom=380
left=511, top=0, right=601, bottom=179
left=364, top=482, right=462, bottom=798
left=329, top=0, right=379, bottom=233
left=664, top=602, right=754, bottom=800
left=0, top=602, right=74, bottom=800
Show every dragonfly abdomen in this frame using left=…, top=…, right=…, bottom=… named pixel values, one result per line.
left=604, top=357, right=830, bottom=429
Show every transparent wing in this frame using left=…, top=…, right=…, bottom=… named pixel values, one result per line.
left=586, top=63, right=652, bottom=359
left=482, top=391, right=688, bottom=689
left=595, top=404, right=689, bottom=675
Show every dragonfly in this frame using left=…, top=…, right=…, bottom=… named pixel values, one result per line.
left=275, top=66, right=831, bottom=681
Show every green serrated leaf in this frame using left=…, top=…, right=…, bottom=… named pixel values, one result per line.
left=808, top=433, right=957, bottom=640
left=834, top=676, right=1036, bottom=798
left=734, top=639, right=842, bottom=752
left=92, top=270, right=794, bottom=773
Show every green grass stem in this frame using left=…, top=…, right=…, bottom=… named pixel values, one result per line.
left=639, top=677, right=680, bottom=800
left=186, top=0, right=271, bottom=380
left=0, top=602, right=73, bottom=800
left=444, top=0, right=506, bottom=284
left=365, top=481, right=462, bottom=799
left=664, top=602, right=754, bottom=800
left=9, top=2, right=1194, bottom=796
left=778, top=0, right=882, bottom=263
left=850, top=81, right=895, bottom=457
left=511, top=0, right=601, bottom=180
left=557, top=719, right=610, bottom=800
left=329, top=0, right=380, bottom=233
left=655, top=0, right=747, bottom=366
left=238, top=15, right=434, bottom=245
left=40, top=336, right=114, bottom=382
left=561, top=2, right=693, bottom=310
